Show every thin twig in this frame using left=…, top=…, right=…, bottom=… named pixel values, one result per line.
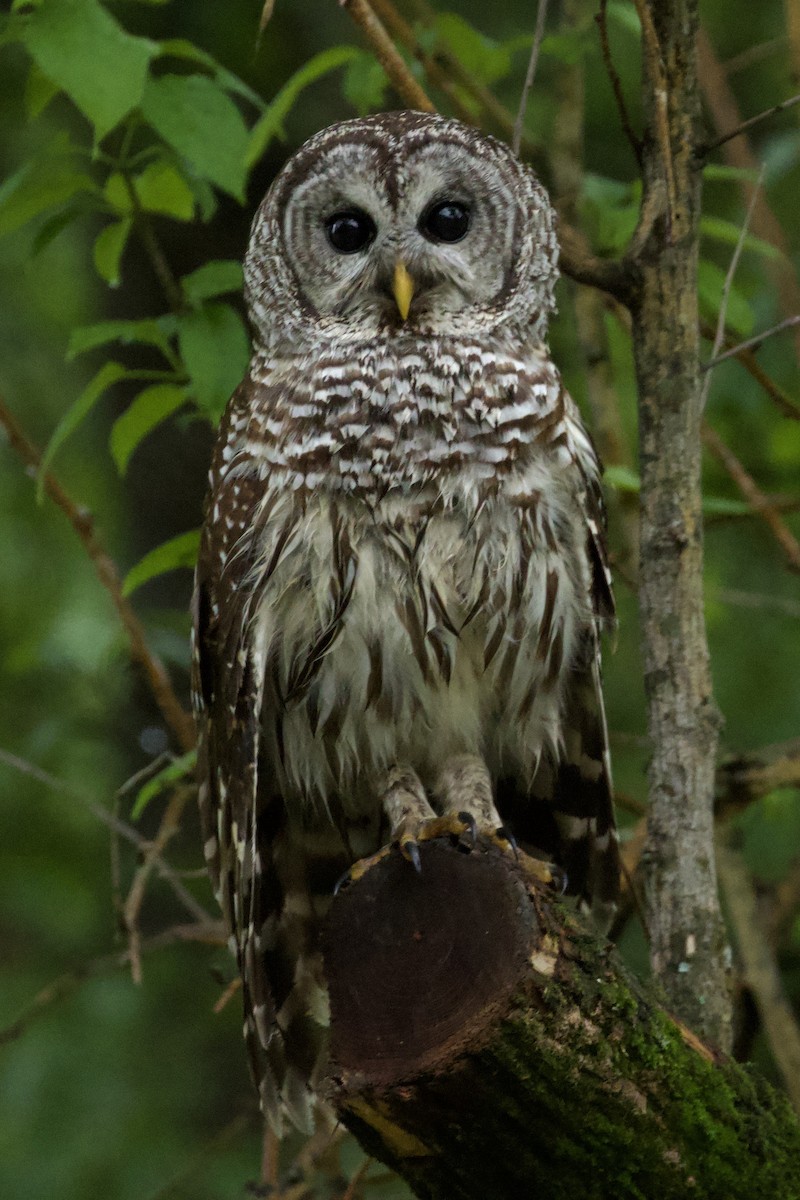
left=702, top=316, right=800, bottom=370
left=368, top=0, right=475, bottom=124
left=702, top=423, right=800, bottom=573
left=0, top=748, right=210, bottom=924
left=701, top=163, right=766, bottom=410
left=699, top=319, right=800, bottom=420
left=595, top=0, right=642, bottom=163
left=342, top=1157, right=373, bottom=1200
left=701, top=91, right=800, bottom=157
left=339, top=0, right=435, bottom=112
left=124, top=785, right=195, bottom=984
left=631, top=0, right=677, bottom=239
left=512, top=0, right=549, bottom=157
left=716, top=835, right=800, bottom=1115
left=0, top=396, right=196, bottom=752
left=401, top=0, right=537, bottom=149
left=0, top=920, right=225, bottom=1048
left=121, top=173, right=184, bottom=315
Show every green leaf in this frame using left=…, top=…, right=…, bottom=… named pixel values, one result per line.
left=38, top=361, right=128, bottom=493
left=698, top=259, right=755, bottom=339
left=93, top=217, right=132, bottom=285
left=603, top=465, right=640, bottom=493
left=140, top=73, right=249, bottom=200
left=0, top=154, right=96, bottom=237
left=110, top=383, right=187, bottom=475
left=25, top=61, right=59, bottom=118
left=157, top=38, right=266, bottom=111
left=703, top=163, right=761, bottom=183
left=123, top=529, right=201, bottom=598
left=178, top=303, right=250, bottom=418
left=702, top=496, right=753, bottom=516
left=31, top=204, right=84, bottom=256
left=68, top=317, right=178, bottom=360
left=246, top=47, right=359, bottom=168
left=103, top=171, right=133, bottom=215
left=181, top=260, right=243, bottom=305
left=434, top=14, right=511, bottom=85
left=606, top=0, right=641, bottom=35
left=20, top=0, right=156, bottom=140
left=131, top=750, right=197, bottom=820
left=343, top=51, right=389, bottom=117
left=134, top=160, right=195, bottom=220
left=700, top=215, right=783, bottom=261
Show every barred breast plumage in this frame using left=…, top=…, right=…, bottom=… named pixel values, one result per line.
left=192, top=110, right=619, bottom=1134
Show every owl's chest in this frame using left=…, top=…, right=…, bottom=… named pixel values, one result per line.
left=257, top=342, right=561, bottom=498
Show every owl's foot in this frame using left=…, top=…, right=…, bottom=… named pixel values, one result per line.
left=394, top=810, right=518, bottom=871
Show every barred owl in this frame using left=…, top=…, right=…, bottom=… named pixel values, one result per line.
left=192, top=111, right=619, bottom=1133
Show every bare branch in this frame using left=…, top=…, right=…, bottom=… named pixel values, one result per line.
left=701, top=315, right=800, bottom=369
left=700, top=91, right=800, bottom=157
left=512, top=0, right=550, bottom=157
left=0, top=747, right=211, bottom=925
left=699, top=318, right=800, bottom=420
left=0, top=395, right=196, bottom=753
left=368, top=0, right=475, bottom=124
left=596, top=0, right=643, bottom=163
left=339, top=0, right=435, bottom=112
left=0, top=920, right=225, bottom=1048
left=702, top=423, right=800, bottom=573
left=700, top=163, right=766, bottom=410
left=123, top=785, right=195, bottom=984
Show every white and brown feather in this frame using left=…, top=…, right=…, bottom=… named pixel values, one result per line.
left=192, top=111, right=619, bottom=1133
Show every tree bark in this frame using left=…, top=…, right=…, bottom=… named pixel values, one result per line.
left=322, top=842, right=800, bottom=1200
left=630, top=1, right=731, bottom=1049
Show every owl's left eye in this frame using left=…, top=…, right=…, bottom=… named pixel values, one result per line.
left=420, top=200, right=471, bottom=243
left=325, top=209, right=377, bottom=254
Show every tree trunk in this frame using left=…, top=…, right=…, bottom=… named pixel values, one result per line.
left=631, top=0, right=731, bottom=1049
left=322, top=842, right=800, bottom=1200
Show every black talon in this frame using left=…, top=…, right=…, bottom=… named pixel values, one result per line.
left=548, top=864, right=569, bottom=895
left=457, top=811, right=478, bottom=847
left=333, top=868, right=352, bottom=896
left=496, top=825, right=519, bottom=858
left=406, top=840, right=422, bottom=873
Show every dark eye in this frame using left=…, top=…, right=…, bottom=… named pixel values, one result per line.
left=325, top=209, right=376, bottom=254
left=420, top=200, right=471, bottom=243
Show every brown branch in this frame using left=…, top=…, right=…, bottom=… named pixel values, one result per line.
left=697, top=26, right=800, bottom=363
left=339, top=0, right=435, bottom=112
left=0, top=395, right=196, bottom=753
left=716, top=836, right=800, bottom=1115
left=700, top=91, right=800, bottom=157
left=701, top=315, right=800, bottom=369
left=401, top=0, right=538, bottom=150
left=702, top=423, right=800, bottom=574
left=700, top=164, right=765, bottom=409
left=717, top=738, right=800, bottom=810
left=368, top=0, right=475, bottom=124
left=512, top=0, right=550, bottom=156
left=596, top=0, right=643, bottom=163
left=699, top=319, right=800, bottom=420
left=123, top=785, right=195, bottom=984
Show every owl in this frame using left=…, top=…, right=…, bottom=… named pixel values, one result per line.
left=192, top=110, right=619, bottom=1134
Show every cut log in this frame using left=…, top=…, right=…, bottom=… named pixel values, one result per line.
left=322, top=839, right=800, bottom=1200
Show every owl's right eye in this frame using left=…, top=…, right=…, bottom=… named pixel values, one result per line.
left=325, top=209, right=376, bottom=254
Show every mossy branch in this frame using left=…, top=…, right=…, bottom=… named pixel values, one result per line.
left=322, top=842, right=800, bottom=1200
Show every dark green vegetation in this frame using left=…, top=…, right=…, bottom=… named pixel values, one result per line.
left=0, top=1, right=798, bottom=1197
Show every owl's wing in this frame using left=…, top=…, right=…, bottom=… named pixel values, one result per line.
left=498, top=400, right=619, bottom=928
left=556, top=408, right=620, bottom=927
left=191, top=383, right=295, bottom=1132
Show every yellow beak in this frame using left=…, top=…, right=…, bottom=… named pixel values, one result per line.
left=392, top=260, right=415, bottom=321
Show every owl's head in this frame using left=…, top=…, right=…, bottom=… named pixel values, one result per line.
left=245, top=111, right=559, bottom=349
